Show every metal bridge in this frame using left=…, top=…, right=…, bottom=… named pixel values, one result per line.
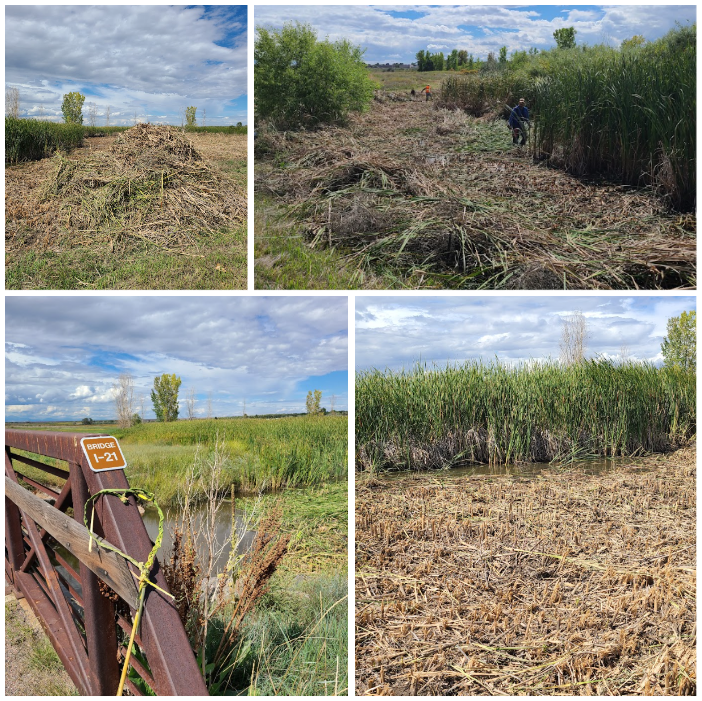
left=5, top=430, right=208, bottom=696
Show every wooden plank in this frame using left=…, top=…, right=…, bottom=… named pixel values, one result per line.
left=5, top=477, right=139, bottom=609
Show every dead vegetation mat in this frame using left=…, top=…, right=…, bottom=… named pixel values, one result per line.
left=355, top=447, right=696, bottom=695
left=256, top=100, right=695, bottom=289
left=6, top=124, right=246, bottom=253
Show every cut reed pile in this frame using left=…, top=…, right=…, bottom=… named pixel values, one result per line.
left=256, top=99, right=695, bottom=289
left=356, top=360, right=695, bottom=471
left=6, top=124, right=246, bottom=251
left=355, top=447, right=696, bottom=695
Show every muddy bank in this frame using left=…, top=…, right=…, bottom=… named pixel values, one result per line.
left=355, top=447, right=696, bottom=695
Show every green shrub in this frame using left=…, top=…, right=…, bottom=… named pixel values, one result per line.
left=255, top=21, right=375, bottom=129
left=5, top=117, right=84, bottom=163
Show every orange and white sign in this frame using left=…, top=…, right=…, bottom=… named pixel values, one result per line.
left=80, top=436, right=127, bottom=472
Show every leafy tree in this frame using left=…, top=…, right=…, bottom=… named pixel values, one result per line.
left=61, top=92, right=85, bottom=124
left=498, top=46, right=508, bottom=64
left=306, top=389, right=322, bottom=415
left=553, top=27, right=577, bottom=50
left=255, top=21, right=375, bottom=129
left=151, top=373, right=182, bottom=422
left=447, top=49, right=459, bottom=71
left=416, top=49, right=427, bottom=71
left=621, top=35, right=647, bottom=51
left=81, top=417, right=94, bottom=425
left=131, top=413, right=142, bottom=425
left=661, top=311, right=696, bottom=372
left=185, top=106, right=197, bottom=126
left=433, top=51, right=445, bottom=71
left=457, top=50, right=468, bottom=67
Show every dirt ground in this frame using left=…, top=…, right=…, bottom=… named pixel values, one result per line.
left=256, top=98, right=695, bottom=290
left=355, top=447, right=696, bottom=695
left=6, top=129, right=247, bottom=290
left=5, top=593, right=77, bottom=695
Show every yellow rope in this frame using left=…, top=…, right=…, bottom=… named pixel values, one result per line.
left=84, top=488, right=174, bottom=696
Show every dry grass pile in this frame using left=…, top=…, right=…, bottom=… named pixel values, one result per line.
left=355, top=447, right=696, bottom=695
left=6, top=124, right=246, bottom=251
left=256, top=100, right=695, bottom=289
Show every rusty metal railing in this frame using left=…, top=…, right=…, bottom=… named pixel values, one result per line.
left=5, top=430, right=208, bottom=696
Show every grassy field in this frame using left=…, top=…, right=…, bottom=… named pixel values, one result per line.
left=356, top=360, right=695, bottom=471
left=255, top=36, right=695, bottom=290
left=6, top=126, right=247, bottom=290
left=356, top=446, right=696, bottom=695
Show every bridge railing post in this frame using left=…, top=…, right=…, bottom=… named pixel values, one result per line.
left=70, top=460, right=121, bottom=695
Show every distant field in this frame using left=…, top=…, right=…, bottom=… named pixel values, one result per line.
left=369, top=68, right=465, bottom=92
left=8, top=415, right=349, bottom=504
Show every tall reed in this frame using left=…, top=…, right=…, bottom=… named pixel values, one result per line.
left=356, top=360, right=695, bottom=471
left=5, top=117, right=84, bottom=163
left=437, top=25, right=695, bottom=211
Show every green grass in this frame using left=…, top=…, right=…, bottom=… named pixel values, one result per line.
left=265, top=480, right=348, bottom=574
left=6, top=117, right=84, bottom=163
left=357, top=359, right=695, bottom=471
left=209, top=574, right=347, bottom=696
left=113, top=415, right=348, bottom=504
left=255, top=196, right=392, bottom=289
left=6, top=224, right=247, bottom=290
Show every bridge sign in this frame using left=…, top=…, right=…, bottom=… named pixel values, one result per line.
left=80, top=436, right=127, bottom=472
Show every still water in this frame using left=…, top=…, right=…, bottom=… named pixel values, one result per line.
left=376, top=457, right=629, bottom=481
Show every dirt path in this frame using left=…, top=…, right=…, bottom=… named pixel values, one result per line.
left=355, top=447, right=696, bottom=695
left=256, top=99, right=695, bottom=289
left=5, top=591, right=77, bottom=695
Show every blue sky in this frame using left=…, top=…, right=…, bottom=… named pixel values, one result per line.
left=356, top=296, right=696, bottom=371
left=255, top=5, right=696, bottom=63
left=5, top=297, right=348, bottom=422
left=5, top=5, right=247, bottom=125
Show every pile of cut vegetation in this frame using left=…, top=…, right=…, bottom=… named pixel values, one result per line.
left=356, top=447, right=696, bottom=695
left=36, top=124, right=245, bottom=247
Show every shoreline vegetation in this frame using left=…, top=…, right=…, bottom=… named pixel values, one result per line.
left=355, top=445, right=696, bottom=695
left=356, top=360, right=695, bottom=472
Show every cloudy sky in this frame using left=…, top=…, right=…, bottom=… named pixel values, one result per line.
left=6, top=297, right=348, bottom=422
left=356, top=296, right=695, bottom=371
left=255, top=5, right=696, bottom=63
left=6, top=5, right=247, bottom=125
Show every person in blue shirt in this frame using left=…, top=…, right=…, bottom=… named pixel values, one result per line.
left=508, top=98, right=529, bottom=145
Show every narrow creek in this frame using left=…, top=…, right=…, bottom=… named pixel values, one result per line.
left=53, top=498, right=257, bottom=600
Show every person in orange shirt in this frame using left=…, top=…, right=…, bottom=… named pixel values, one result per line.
left=421, top=85, right=432, bottom=101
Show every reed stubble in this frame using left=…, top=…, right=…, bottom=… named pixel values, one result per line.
left=355, top=447, right=696, bottom=695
